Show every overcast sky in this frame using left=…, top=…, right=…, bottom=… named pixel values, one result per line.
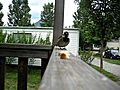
left=1, top=0, right=77, bottom=27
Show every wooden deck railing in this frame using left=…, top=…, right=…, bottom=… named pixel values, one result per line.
left=39, top=47, right=120, bottom=90
left=0, top=44, right=52, bottom=90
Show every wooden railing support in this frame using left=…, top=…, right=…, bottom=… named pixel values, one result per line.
left=41, top=58, right=49, bottom=78
left=0, top=57, right=5, bottom=90
left=18, top=57, right=28, bottom=90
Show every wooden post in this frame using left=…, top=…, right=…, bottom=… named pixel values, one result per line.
left=0, top=57, right=5, bottom=90
left=53, top=0, right=65, bottom=45
left=41, top=58, right=49, bottom=78
left=118, top=37, right=120, bottom=54
left=18, top=57, right=28, bottom=90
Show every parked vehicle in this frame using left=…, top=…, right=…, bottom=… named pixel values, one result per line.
left=104, top=49, right=120, bottom=59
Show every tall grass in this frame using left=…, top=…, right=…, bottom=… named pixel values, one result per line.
left=5, top=66, right=41, bottom=90
left=0, top=29, right=7, bottom=43
left=0, top=29, right=51, bottom=45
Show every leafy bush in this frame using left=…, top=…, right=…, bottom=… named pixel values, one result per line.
left=7, top=34, right=17, bottom=43
left=0, top=29, right=51, bottom=45
left=36, top=33, right=51, bottom=45
left=79, top=50, right=94, bottom=64
left=0, top=29, right=7, bottom=43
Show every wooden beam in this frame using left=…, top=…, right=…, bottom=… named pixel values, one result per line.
left=0, top=57, right=5, bottom=90
left=18, top=57, right=28, bottom=90
left=41, top=58, right=49, bottom=78
left=0, top=44, right=52, bottom=58
left=53, top=0, right=65, bottom=45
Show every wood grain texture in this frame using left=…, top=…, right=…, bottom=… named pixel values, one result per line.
left=39, top=47, right=120, bottom=90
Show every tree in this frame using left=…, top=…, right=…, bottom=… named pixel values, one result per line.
left=90, top=0, right=120, bottom=69
left=0, top=2, right=4, bottom=26
left=73, top=0, right=120, bottom=70
left=73, top=0, right=95, bottom=50
left=7, top=0, right=31, bottom=26
left=40, top=2, right=54, bottom=27
left=110, top=0, right=120, bottom=39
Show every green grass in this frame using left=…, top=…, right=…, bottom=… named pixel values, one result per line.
left=5, top=66, right=41, bottom=90
left=105, top=59, right=120, bottom=65
left=90, top=64, right=120, bottom=83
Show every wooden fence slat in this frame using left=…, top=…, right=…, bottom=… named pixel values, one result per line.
left=41, top=58, right=49, bottom=78
left=18, top=57, right=28, bottom=90
left=0, top=57, right=5, bottom=90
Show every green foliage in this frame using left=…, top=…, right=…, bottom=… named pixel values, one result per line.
left=80, top=50, right=94, bottom=64
left=0, top=2, right=4, bottom=26
left=7, top=34, right=16, bottom=43
left=40, top=2, right=54, bottom=27
left=0, top=29, right=7, bottom=43
left=110, top=0, right=120, bottom=39
left=90, top=0, right=113, bottom=41
left=36, top=32, right=51, bottom=45
left=44, top=32, right=51, bottom=45
left=73, top=0, right=96, bottom=49
left=89, top=0, right=120, bottom=69
left=74, top=0, right=120, bottom=69
left=15, top=31, right=34, bottom=44
left=0, top=29, right=51, bottom=45
left=105, top=59, right=120, bottom=65
left=73, top=0, right=120, bottom=48
left=7, top=0, right=31, bottom=26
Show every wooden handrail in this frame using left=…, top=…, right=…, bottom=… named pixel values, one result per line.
left=0, top=44, right=52, bottom=90
left=39, top=47, right=120, bottom=90
left=0, top=44, right=52, bottom=58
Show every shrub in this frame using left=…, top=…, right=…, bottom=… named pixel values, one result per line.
left=79, top=50, right=94, bottom=64
left=0, top=29, right=7, bottom=43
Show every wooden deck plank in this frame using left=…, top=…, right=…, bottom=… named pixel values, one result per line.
left=39, top=47, right=120, bottom=90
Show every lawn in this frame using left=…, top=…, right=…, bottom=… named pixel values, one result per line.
left=5, top=66, right=41, bottom=90
left=104, top=59, right=120, bottom=65
left=90, top=64, right=120, bottom=85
